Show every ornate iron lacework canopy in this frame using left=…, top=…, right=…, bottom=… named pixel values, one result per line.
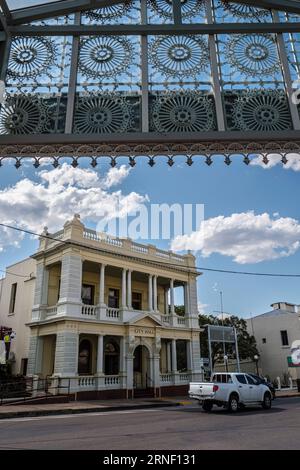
left=1, top=0, right=300, bottom=167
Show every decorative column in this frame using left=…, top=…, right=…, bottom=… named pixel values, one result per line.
left=57, top=251, right=83, bottom=317
left=165, top=287, right=169, bottom=315
left=171, top=339, right=177, bottom=372
left=184, top=282, right=189, bottom=316
left=127, top=269, right=132, bottom=310
left=187, top=340, right=193, bottom=371
left=121, top=268, right=127, bottom=309
left=170, top=279, right=175, bottom=315
left=172, top=338, right=179, bottom=385
left=148, top=274, right=153, bottom=311
left=153, top=275, right=158, bottom=312
left=153, top=336, right=161, bottom=394
left=119, top=336, right=127, bottom=389
left=99, top=264, right=106, bottom=306
left=97, top=335, right=104, bottom=374
left=166, top=341, right=172, bottom=372
left=97, top=335, right=104, bottom=389
left=125, top=335, right=135, bottom=397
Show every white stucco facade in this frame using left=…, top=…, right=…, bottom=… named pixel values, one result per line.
left=0, top=215, right=203, bottom=399
left=246, top=302, right=300, bottom=382
left=0, top=258, right=36, bottom=374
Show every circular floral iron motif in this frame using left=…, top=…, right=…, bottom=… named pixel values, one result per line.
left=84, top=1, right=132, bottom=22
left=0, top=95, right=48, bottom=134
left=232, top=90, right=292, bottom=132
left=151, top=92, right=216, bottom=132
left=226, top=34, right=279, bottom=77
left=220, top=1, right=270, bottom=19
left=148, top=0, right=205, bottom=20
left=79, top=36, right=133, bottom=79
left=150, top=35, right=209, bottom=78
left=7, top=36, right=56, bottom=80
left=74, top=95, right=133, bottom=134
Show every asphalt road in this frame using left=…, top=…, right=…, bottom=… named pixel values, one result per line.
left=0, top=397, right=299, bottom=450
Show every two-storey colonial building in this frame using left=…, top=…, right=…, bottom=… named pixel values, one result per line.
left=1, top=214, right=203, bottom=399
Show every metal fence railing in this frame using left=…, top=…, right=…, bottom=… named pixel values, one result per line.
left=0, top=376, right=71, bottom=406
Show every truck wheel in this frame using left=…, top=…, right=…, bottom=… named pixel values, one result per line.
left=202, top=401, right=213, bottom=412
left=227, top=394, right=239, bottom=412
left=262, top=392, right=272, bottom=410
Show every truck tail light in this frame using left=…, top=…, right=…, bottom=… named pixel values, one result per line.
left=213, top=385, right=219, bottom=392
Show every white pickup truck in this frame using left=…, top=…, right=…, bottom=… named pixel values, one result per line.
left=189, top=372, right=272, bottom=412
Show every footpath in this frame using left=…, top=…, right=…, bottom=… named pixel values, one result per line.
left=0, top=396, right=184, bottom=420
left=0, top=391, right=298, bottom=420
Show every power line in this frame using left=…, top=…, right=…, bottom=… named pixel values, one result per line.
left=0, top=268, right=33, bottom=278
left=1, top=221, right=300, bottom=279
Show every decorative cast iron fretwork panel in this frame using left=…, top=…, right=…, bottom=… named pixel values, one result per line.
left=8, top=36, right=57, bottom=80
left=150, top=92, right=216, bottom=132
left=149, top=35, right=209, bottom=79
left=225, top=34, right=280, bottom=78
left=81, top=1, right=141, bottom=25
left=83, top=2, right=133, bottom=23
left=73, top=94, right=140, bottom=134
left=2, top=0, right=300, bottom=158
left=218, top=1, right=270, bottom=20
left=213, top=0, right=272, bottom=23
left=79, top=36, right=134, bottom=80
left=227, top=89, right=292, bottom=132
left=149, top=0, right=205, bottom=21
left=0, top=95, right=67, bottom=134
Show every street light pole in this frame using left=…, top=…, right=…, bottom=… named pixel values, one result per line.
left=220, top=291, right=227, bottom=372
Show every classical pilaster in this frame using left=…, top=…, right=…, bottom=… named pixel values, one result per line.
left=53, top=331, right=79, bottom=377
left=57, top=252, right=83, bottom=317
left=32, top=262, right=49, bottom=321
left=190, top=333, right=203, bottom=381
left=186, top=278, right=200, bottom=328
left=27, top=335, right=43, bottom=376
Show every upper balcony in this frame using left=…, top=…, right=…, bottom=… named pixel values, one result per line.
left=32, top=215, right=199, bottom=328
left=37, top=214, right=196, bottom=270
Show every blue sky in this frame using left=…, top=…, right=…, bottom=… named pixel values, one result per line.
left=0, top=155, right=300, bottom=319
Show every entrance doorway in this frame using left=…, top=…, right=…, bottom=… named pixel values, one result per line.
left=133, top=345, right=150, bottom=389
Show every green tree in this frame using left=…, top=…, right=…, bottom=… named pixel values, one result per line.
left=199, top=314, right=258, bottom=368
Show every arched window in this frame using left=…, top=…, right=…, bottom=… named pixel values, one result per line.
left=78, top=339, right=92, bottom=375
left=104, top=340, right=120, bottom=375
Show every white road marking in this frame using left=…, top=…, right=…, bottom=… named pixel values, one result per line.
left=0, top=407, right=162, bottom=424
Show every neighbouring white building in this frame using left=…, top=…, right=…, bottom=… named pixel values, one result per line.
left=0, top=214, right=203, bottom=399
left=246, top=302, right=300, bottom=382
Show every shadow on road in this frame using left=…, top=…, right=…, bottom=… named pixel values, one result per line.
left=177, top=405, right=285, bottom=417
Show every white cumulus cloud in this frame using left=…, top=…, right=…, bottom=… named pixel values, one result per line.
left=171, top=211, right=300, bottom=264
left=0, top=164, right=146, bottom=252
left=251, top=153, right=300, bottom=171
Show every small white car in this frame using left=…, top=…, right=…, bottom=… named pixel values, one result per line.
left=189, top=372, right=272, bottom=412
